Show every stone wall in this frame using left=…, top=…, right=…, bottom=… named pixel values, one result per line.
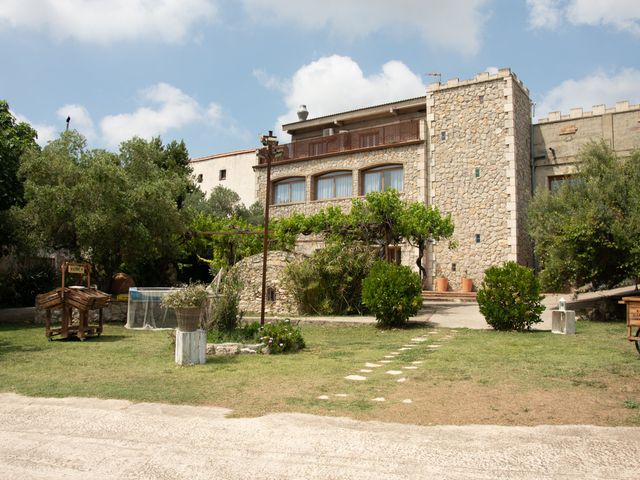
left=511, top=77, right=534, bottom=267
left=427, top=70, right=517, bottom=290
left=254, top=142, right=426, bottom=272
left=231, top=250, right=306, bottom=315
left=533, top=103, right=640, bottom=189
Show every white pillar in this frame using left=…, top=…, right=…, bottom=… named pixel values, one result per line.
left=175, top=329, right=207, bottom=365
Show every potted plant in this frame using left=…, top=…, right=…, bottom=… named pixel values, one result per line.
left=435, top=265, right=448, bottom=292
left=461, top=270, right=473, bottom=292
left=161, top=283, right=209, bottom=332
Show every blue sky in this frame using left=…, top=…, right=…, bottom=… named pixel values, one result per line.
left=1, top=0, right=639, bottom=159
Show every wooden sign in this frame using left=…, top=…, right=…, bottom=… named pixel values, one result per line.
left=559, top=125, right=578, bottom=135
left=67, top=264, right=86, bottom=275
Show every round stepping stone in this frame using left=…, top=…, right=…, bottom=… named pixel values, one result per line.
left=411, top=338, right=427, bottom=342
left=386, top=370, right=403, bottom=375
left=372, top=397, right=386, bottom=402
left=397, top=378, right=407, bottom=383
left=380, top=360, right=393, bottom=364
left=345, top=375, right=367, bottom=381
left=402, top=399, right=413, bottom=404
left=399, top=347, right=412, bottom=351
left=411, top=361, right=423, bottom=365
left=317, top=395, right=329, bottom=400
left=428, top=331, right=438, bottom=335
left=403, top=366, right=418, bottom=370
left=402, top=344, right=415, bottom=347
left=364, top=362, right=381, bottom=368
left=390, top=351, right=400, bottom=355
left=360, top=369, right=373, bottom=373
left=384, top=355, right=395, bottom=359
left=427, top=344, right=441, bottom=348
left=334, top=393, right=348, bottom=398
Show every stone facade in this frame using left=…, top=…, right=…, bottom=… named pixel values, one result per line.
left=197, top=68, right=639, bottom=294
left=231, top=250, right=306, bottom=315
left=427, top=69, right=532, bottom=290
left=533, top=102, right=640, bottom=189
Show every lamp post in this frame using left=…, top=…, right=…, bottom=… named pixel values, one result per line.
left=258, top=131, right=279, bottom=325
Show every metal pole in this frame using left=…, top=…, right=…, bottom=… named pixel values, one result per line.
left=260, top=131, right=275, bottom=325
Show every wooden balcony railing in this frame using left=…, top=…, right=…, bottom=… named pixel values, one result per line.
left=259, top=119, right=421, bottom=164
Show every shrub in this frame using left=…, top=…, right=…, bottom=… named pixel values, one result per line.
left=361, top=261, right=422, bottom=328
left=476, top=261, right=545, bottom=331
left=161, top=282, right=208, bottom=309
left=0, top=260, right=57, bottom=308
left=206, top=272, right=243, bottom=332
left=284, top=242, right=376, bottom=315
left=259, top=319, right=305, bottom=354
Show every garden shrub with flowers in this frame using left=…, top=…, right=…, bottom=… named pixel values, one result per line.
left=259, top=319, right=305, bottom=354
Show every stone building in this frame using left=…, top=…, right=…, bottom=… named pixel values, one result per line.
left=533, top=101, right=640, bottom=190
left=190, top=149, right=258, bottom=207
left=196, top=68, right=639, bottom=291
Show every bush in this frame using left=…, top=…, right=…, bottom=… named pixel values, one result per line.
left=0, top=260, right=57, bottom=308
left=476, top=261, right=545, bottom=331
left=259, top=319, right=305, bottom=354
left=361, top=261, right=422, bottom=328
left=284, top=242, right=376, bottom=315
left=206, top=272, right=243, bottom=332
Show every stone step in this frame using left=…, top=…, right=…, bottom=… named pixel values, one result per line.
left=422, top=291, right=477, bottom=303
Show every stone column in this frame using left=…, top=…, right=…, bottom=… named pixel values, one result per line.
left=175, top=329, right=207, bottom=365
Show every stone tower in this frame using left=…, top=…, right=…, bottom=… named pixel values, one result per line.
left=426, top=68, right=533, bottom=290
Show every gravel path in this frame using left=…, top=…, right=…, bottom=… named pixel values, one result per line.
left=0, top=393, right=638, bottom=480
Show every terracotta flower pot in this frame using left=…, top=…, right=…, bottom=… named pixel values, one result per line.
left=174, top=307, right=201, bottom=332
left=436, top=277, right=449, bottom=292
left=461, top=277, right=473, bottom=292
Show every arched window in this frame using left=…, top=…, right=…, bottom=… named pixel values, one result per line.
left=273, top=177, right=305, bottom=204
left=314, top=171, right=352, bottom=200
left=362, top=165, right=403, bottom=194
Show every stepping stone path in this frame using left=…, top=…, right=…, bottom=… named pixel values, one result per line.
left=330, top=329, right=460, bottom=407
left=318, top=395, right=329, bottom=400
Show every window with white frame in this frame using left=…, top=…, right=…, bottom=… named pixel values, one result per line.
left=362, top=165, right=403, bottom=194
left=273, top=177, right=305, bottom=204
left=315, top=171, right=352, bottom=200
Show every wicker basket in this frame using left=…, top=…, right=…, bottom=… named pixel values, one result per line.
left=174, top=307, right=201, bottom=332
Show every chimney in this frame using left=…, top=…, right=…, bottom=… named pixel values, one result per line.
left=297, top=105, right=309, bottom=121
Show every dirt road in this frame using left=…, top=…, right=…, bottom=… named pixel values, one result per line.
left=0, top=393, right=638, bottom=479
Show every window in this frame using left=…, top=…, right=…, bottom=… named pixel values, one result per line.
left=315, top=171, right=352, bottom=200
left=474, top=167, right=480, bottom=178
left=219, top=169, right=226, bottom=181
left=440, top=131, right=448, bottom=141
left=475, top=234, right=481, bottom=244
left=478, top=95, right=484, bottom=104
left=273, top=177, right=305, bottom=204
left=548, top=174, right=576, bottom=192
left=363, top=165, right=403, bottom=194
left=359, top=132, right=380, bottom=148
left=266, top=286, right=276, bottom=302
left=196, top=173, right=203, bottom=183
left=387, top=245, right=402, bottom=265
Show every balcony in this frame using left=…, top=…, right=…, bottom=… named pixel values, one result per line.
left=258, top=119, right=421, bottom=165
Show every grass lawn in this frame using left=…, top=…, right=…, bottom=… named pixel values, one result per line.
left=1, top=320, right=639, bottom=426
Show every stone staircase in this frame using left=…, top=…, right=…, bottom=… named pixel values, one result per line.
left=422, top=290, right=477, bottom=303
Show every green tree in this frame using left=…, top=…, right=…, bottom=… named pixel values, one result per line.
left=17, top=131, right=191, bottom=288
left=402, top=202, right=454, bottom=280
left=0, top=100, right=39, bottom=251
left=528, top=142, right=640, bottom=290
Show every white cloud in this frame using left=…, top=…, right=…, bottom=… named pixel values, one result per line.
left=100, top=83, right=223, bottom=147
left=0, top=0, right=217, bottom=44
left=57, top=104, right=96, bottom=141
left=241, top=0, right=490, bottom=55
left=535, top=68, right=640, bottom=119
left=267, top=55, right=425, bottom=142
left=527, top=0, right=640, bottom=35
left=11, top=111, right=57, bottom=146
left=526, top=0, right=563, bottom=29
left=485, top=66, right=500, bottom=75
